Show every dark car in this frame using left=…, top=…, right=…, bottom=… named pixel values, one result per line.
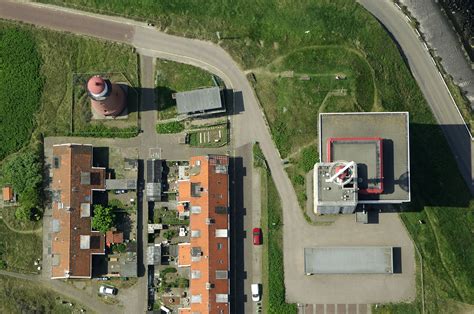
left=252, top=227, right=262, bottom=245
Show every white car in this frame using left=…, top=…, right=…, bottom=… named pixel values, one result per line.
left=99, top=285, right=117, bottom=296
left=251, top=283, right=261, bottom=302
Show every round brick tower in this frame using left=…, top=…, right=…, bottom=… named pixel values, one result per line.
left=87, top=75, right=126, bottom=117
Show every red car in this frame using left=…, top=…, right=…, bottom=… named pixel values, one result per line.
left=252, top=227, right=262, bottom=245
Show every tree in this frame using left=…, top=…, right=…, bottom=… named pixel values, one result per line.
left=92, top=205, right=115, bottom=233
left=1, top=151, right=42, bottom=219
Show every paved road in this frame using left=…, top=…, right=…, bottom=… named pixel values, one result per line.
left=358, top=0, right=474, bottom=194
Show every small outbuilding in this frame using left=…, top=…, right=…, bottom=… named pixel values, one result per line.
left=2, top=186, right=13, bottom=202
left=175, top=87, right=225, bottom=116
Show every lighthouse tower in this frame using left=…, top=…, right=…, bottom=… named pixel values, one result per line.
left=87, top=75, right=126, bottom=117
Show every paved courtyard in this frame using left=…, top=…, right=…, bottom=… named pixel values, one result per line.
left=284, top=212, right=416, bottom=304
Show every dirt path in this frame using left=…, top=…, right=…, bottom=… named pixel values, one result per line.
left=0, top=217, right=42, bottom=234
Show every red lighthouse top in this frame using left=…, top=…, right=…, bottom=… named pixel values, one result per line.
left=87, top=76, right=106, bottom=94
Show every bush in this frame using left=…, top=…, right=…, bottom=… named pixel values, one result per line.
left=92, top=205, right=116, bottom=233
left=70, top=125, right=139, bottom=138
left=0, top=27, right=42, bottom=159
left=112, top=243, right=127, bottom=253
left=156, top=121, right=185, bottom=134
left=162, top=230, right=176, bottom=240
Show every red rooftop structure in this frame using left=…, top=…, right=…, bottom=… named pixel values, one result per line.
left=51, top=144, right=106, bottom=279
left=87, top=75, right=126, bottom=117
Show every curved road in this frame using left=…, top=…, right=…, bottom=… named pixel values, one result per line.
left=0, top=0, right=471, bottom=310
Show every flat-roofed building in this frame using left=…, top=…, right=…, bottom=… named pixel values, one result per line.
left=177, top=155, right=230, bottom=314
left=50, top=144, right=106, bottom=279
left=315, top=112, right=410, bottom=214
left=175, top=87, right=225, bottom=116
left=304, top=247, right=394, bottom=274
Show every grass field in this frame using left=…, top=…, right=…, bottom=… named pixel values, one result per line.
left=254, top=144, right=296, bottom=314
left=14, top=1, right=474, bottom=310
left=155, top=59, right=215, bottom=119
left=0, top=219, right=42, bottom=273
left=0, top=275, right=87, bottom=313
left=0, top=26, right=42, bottom=160
left=0, top=20, right=138, bottom=150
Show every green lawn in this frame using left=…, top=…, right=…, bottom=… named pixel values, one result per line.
left=0, top=275, right=88, bottom=313
left=155, top=59, right=215, bottom=119
left=0, top=20, right=138, bottom=149
left=188, top=124, right=228, bottom=148
left=0, top=219, right=42, bottom=273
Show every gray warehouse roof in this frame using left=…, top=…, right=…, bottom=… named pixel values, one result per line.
left=304, top=247, right=393, bottom=274
left=175, top=87, right=223, bottom=114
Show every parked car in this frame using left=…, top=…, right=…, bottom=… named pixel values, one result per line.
left=252, top=227, right=262, bottom=245
left=99, top=285, right=117, bottom=296
left=251, top=283, right=261, bottom=302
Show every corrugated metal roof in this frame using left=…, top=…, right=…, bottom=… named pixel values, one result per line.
left=304, top=247, right=393, bottom=274
left=176, top=87, right=223, bottom=114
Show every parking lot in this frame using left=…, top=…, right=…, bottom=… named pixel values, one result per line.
left=284, top=213, right=416, bottom=304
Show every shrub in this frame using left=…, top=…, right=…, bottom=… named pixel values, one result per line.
left=70, top=125, right=139, bottom=138
left=92, top=205, right=116, bottom=233
left=112, top=243, right=127, bottom=253
left=162, top=230, right=176, bottom=240
left=156, top=121, right=185, bottom=134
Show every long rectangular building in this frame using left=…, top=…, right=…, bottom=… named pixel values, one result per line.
left=51, top=144, right=106, bottom=279
left=177, top=155, right=230, bottom=314
left=304, top=247, right=394, bottom=274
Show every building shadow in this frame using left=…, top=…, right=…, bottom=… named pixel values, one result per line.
left=408, top=123, right=471, bottom=210
left=93, top=147, right=109, bottom=168
left=136, top=159, right=146, bottom=278
left=229, top=156, right=246, bottom=313
left=392, top=247, right=402, bottom=274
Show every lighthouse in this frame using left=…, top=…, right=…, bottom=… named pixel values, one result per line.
left=87, top=75, right=126, bottom=117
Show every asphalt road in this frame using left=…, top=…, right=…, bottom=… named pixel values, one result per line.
left=358, top=0, right=474, bottom=194
left=0, top=0, right=471, bottom=310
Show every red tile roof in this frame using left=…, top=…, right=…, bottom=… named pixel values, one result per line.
left=178, top=155, right=230, bottom=313
left=106, top=230, right=124, bottom=247
left=2, top=186, right=13, bottom=201
left=51, top=144, right=106, bottom=279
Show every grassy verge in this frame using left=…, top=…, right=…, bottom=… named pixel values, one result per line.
left=254, top=143, right=296, bottom=314
left=155, top=59, right=215, bottom=120
left=0, top=275, right=88, bottom=313
left=156, top=121, right=185, bottom=134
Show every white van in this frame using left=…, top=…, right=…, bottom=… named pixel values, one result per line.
left=251, top=283, right=261, bottom=302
